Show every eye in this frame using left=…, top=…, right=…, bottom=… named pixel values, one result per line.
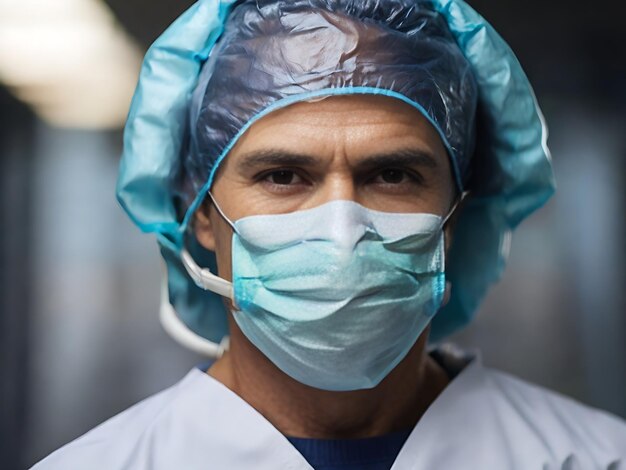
left=257, top=169, right=312, bottom=195
left=264, top=170, right=302, bottom=185
left=372, top=168, right=421, bottom=185
left=379, top=169, right=405, bottom=184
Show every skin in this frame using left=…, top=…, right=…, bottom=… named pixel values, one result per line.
left=194, top=95, right=457, bottom=439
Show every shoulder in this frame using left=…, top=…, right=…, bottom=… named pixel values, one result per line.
left=31, top=369, right=206, bottom=469
left=32, top=368, right=309, bottom=470
left=480, top=365, right=626, bottom=458
left=425, top=346, right=626, bottom=466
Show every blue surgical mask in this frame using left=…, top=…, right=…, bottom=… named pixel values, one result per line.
left=183, top=197, right=455, bottom=391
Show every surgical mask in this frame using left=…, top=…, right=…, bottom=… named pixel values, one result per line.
left=182, top=196, right=459, bottom=391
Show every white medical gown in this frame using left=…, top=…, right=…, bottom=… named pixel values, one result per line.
left=33, top=352, right=626, bottom=469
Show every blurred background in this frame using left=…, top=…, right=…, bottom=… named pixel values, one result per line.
left=1, top=0, right=624, bottom=468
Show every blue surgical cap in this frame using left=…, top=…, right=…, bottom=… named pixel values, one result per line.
left=182, top=0, right=477, bottom=204
left=117, top=0, right=556, bottom=354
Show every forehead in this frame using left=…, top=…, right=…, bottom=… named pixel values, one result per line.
left=225, top=95, right=450, bottom=166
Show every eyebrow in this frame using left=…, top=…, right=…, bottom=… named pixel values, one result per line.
left=236, top=148, right=440, bottom=171
left=237, top=150, right=320, bottom=170
left=355, top=149, right=439, bottom=171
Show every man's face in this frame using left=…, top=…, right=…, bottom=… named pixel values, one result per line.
left=195, top=95, right=456, bottom=282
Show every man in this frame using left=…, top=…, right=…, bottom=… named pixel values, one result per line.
left=35, top=0, right=626, bottom=468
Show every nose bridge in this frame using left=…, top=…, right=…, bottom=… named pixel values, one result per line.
left=325, top=201, right=368, bottom=250
left=319, top=149, right=367, bottom=248
left=321, top=173, right=356, bottom=202
left=319, top=147, right=357, bottom=203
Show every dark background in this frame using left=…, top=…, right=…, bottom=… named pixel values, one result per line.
left=1, top=1, right=625, bottom=468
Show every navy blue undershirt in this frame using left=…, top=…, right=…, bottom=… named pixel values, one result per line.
left=287, top=430, right=412, bottom=470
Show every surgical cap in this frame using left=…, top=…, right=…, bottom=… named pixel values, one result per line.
left=182, top=0, right=478, bottom=203
left=117, top=0, right=556, bottom=355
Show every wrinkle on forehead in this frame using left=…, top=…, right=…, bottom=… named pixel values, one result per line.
left=221, top=96, right=452, bottom=189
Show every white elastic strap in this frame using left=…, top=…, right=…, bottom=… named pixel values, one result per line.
left=159, top=262, right=230, bottom=358
left=441, top=190, right=470, bottom=228
left=180, top=248, right=234, bottom=299
left=207, top=191, right=237, bottom=231
left=440, top=191, right=470, bottom=272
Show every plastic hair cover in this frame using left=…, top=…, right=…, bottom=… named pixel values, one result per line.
left=182, top=0, right=477, bottom=201
left=117, top=0, right=556, bottom=355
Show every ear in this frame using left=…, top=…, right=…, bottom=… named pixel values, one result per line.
left=443, top=211, right=457, bottom=259
left=194, top=205, right=217, bottom=252
left=441, top=223, right=455, bottom=308
left=443, top=220, right=455, bottom=256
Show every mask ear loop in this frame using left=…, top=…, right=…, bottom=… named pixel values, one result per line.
left=441, top=191, right=470, bottom=229
left=159, top=261, right=230, bottom=358
left=206, top=191, right=238, bottom=231
left=180, top=249, right=233, bottom=299
left=439, top=191, right=469, bottom=307
left=166, top=192, right=237, bottom=357
left=179, top=192, right=236, bottom=299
